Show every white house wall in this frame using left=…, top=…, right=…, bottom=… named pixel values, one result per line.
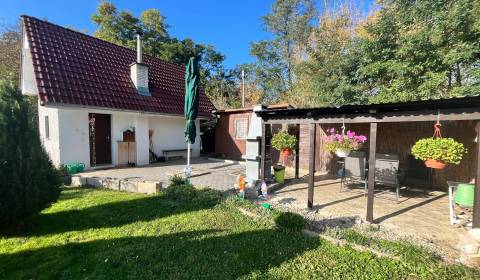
left=148, top=116, right=200, bottom=158
left=38, top=102, right=61, bottom=166
left=21, top=27, right=38, bottom=96
left=57, top=108, right=91, bottom=169
left=39, top=105, right=202, bottom=170
left=135, top=115, right=150, bottom=166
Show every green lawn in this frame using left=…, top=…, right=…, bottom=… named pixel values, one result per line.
left=0, top=187, right=479, bottom=279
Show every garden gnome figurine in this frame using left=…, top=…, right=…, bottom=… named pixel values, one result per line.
left=259, top=181, right=269, bottom=200
left=235, top=175, right=246, bottom=199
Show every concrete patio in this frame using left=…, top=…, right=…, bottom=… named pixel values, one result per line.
left=268, top=174, right=464, bottom=258
left=76, top=157, right=244, bottom=191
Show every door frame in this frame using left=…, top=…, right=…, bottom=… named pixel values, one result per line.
left=88, top=113, right=112, bottom=166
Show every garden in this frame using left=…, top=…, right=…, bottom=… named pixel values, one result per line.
left=1, top=178, right=480, bottom=279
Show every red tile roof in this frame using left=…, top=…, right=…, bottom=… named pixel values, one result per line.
left=22, top=15, right=215, bottom=117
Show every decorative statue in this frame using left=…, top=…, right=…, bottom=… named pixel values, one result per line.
left=235, top=175, right=246, bottom=199
left=259, top=181, right=268, bottom=200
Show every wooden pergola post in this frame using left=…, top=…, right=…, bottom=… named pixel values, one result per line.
left=295, top=124, right=300, bottom=179
left=473, top=122, right=480, bottom=228
left=308, top=123, right=316, bottom=208
left=366, top=122, right=377, bottom=222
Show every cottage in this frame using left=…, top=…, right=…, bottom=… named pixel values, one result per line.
left=20, top=16, right=215, bottom=169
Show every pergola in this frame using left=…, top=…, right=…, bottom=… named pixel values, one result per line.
left=257, top=96, right=480, bottom=228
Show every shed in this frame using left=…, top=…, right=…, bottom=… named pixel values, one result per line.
left=212, top=104, right=290, bottom=160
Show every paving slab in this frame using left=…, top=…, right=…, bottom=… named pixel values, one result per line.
left=77, top=157, right=245, bottom=191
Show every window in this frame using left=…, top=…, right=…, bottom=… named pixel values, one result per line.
left=234, top=118, right=248, bottom=139
left=44, top=116, right=50, bottom=139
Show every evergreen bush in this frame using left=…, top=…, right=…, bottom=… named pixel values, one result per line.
left=0, top=81, right=60, bottom=226
left=274, top=211, right=306, bottom=232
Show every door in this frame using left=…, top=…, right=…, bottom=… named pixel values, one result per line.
left=89, top=113, right=111, bottom=166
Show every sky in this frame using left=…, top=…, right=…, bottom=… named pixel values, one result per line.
left=0, top=0, right=376, bottom=68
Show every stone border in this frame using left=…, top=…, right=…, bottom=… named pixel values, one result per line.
left=71, top=175, right=161, bottom=194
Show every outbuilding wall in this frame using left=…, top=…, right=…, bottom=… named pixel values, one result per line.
left=215, top=112, right=251, bottom=160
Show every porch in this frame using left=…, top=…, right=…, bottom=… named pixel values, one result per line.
left=269, top=171, right=459, bottom=256
left=257, top=96, right=480, bottom=231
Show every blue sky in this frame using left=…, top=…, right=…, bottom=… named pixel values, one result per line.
left=0, top=0, right=376, bottom=68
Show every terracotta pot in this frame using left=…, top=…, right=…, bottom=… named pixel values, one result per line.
left=424, top=158, right=446, bottom=169
left=280, top=148, right=293, bottom=157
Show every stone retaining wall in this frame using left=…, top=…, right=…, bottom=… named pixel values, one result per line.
left=71, top=175, right=161, bottom=194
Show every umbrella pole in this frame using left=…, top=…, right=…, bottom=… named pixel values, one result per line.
left=184, top=142, right=191, bottom=182
left=187, top=142, right=191, bottom=169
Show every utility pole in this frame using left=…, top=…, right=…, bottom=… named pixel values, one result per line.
left=241, top=69, right=245, bottom=107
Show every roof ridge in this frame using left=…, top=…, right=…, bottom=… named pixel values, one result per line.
left=20, top=14, right=186, bottom=70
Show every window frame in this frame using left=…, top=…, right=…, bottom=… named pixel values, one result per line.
left=44, top=115, right=50, bottom=139
left=234, top=117, right=248, bottom=140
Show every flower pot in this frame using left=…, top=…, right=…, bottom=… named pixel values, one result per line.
left=280, top=148, right=293, bottom=157
left=424, top=158, right=446, bottom=169
left=335, top=149, right=350, bottom=158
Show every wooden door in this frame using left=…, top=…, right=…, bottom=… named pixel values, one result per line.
left=89, top=113, right=111, bottom=166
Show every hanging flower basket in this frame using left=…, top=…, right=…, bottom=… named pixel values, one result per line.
left=271, top=130, right=297, bottom=159
left=411, top=137, right=465, bottom=169
left=411, top=124, right=466, bottom=169
left=323, top=128, right=367, bottom=156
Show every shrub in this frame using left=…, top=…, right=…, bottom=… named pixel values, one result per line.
left=271, top=130, right=297, bottom=151
left=0, top=81, right=61, bottom=226
left=169, top=174, right=188, bottom=186
left=164, top=183, right=223, bottom=207
left=411, top=137, right=466, bottom=164
left=274, top=211, right=306, bottom=232
left=164, top=184, right=196, bottom=202
left=192, top=188, right=223, bottom=207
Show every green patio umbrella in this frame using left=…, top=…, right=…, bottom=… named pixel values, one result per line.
left=184, top=56, right=199, bottom=178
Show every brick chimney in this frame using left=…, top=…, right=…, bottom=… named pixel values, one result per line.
left=130, top=32, right=150, bottom=96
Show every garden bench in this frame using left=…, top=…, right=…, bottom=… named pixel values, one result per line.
left=163, top=149, right=188, bottom=160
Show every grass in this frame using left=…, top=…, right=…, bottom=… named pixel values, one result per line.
left=1, top=187, right=479, bottom=279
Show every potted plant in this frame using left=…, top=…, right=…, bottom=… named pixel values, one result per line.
left=271, top=130, right=298, bottom=157
left=271, top=130, right=298, bottom=183
left=323, top=128, right=367, bottom=157
left=411, top=137, right=466, bottom=169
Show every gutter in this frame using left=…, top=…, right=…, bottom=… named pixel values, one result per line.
left=41, top=102, right=212, bottom=120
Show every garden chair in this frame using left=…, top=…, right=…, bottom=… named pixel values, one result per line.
left=340, top=151, right=367, bottom=192
left=374, top=153, right=401, bottom=202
